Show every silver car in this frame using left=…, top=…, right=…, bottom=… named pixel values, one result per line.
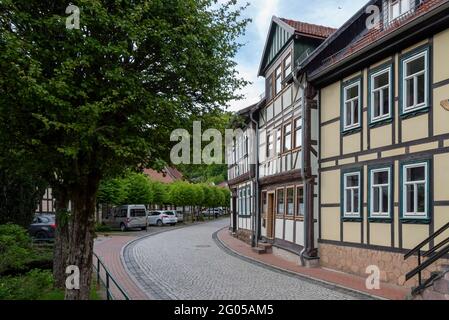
left=103, top=205, right=148, bottom=232
left=169, top=210, right=184, bottom=223
left=147, top=210, right=178, bottom=226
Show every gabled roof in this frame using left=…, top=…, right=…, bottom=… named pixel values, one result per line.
left=280, top=18, right=336, bottom=39
left=258, top=16, right=336, bottom=76
left=303, top=0, right=449, bottom=82
left=144, top=167, right=184, bottom=184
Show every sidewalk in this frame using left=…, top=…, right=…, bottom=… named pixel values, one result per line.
left=216, top=228, right=409, bottom=300
left=94, top=235, right=149, bottom=300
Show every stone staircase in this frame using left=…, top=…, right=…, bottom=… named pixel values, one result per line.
left=414, top=265, right=449, bottom=300
left=252, top=242, right=273, bottom=255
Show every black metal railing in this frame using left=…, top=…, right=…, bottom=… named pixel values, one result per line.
left=384, top=0, right=426, bottom=30
left=295, top=48, right=312, bottom=68
left=404, top=221, right=449, bottom=295
left=93, top=252, right=130, bottom=300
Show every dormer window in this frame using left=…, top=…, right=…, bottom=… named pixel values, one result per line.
left=390, top=0, right=410, bottom=20
left=388, top=0, right=419, bottom=21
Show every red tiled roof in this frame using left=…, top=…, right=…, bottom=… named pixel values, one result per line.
left=318, top=0, right=446, bottom=72
left=280, top=18, right=336, bottom=39
left=217, top=181, right=229, bottom=189
left=143, top=167, right=183, bottom=184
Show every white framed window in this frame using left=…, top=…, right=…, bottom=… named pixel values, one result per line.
left=246, top=185, right=251, bottom=215
left=402, top=162, right=428, bottom=218
left=286, top=188, right=294, bottom=216
left=294, top=118, right=302, bottom=148
left=276, top=128, right=281, bottom=155
left=389, top=0, right=412, bottom=21
left=296, top=186, right=304, bottom=217
left=283, top=123, right=292, bottom=152
left=370, top=67, right=392, bottom=122
left=343, top=81, right=361, bottom=131
left=284, top=54, right=292, bottom=79
left=275, top=66, right=282, bottom=95
left=267, top=133, right=274, bottom=158
left=402, top=50, right=428, bottom=113
left=343, top=172, right=361, bottom=217
left=370, top=168, right=391, bottom=218
left=277, top=188, right=284, bottom=215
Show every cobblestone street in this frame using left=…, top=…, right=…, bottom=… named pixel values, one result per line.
left=123, top=219, right=365, bottom=300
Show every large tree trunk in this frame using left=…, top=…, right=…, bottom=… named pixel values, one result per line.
left=65, top=173, right=100, bottom=300
left=53, top=186, right=70, bottom=289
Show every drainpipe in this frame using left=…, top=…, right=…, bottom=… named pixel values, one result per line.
left=293, top=70, right=307, bottom=265
left=249, top=109, right=259, bottom=248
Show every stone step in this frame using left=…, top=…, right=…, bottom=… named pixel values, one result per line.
left=433, top=277, right=449, bottom=294
left=252, top=247, right=266, bottom=255
left=440, top=264, right=449, bottom=272
left=258, top=243, right=273, bottom=253
left=422, top=289, right=449, bottom=300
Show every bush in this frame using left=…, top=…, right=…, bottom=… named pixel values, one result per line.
left=0, top=224, right=32, bottom=274
left=95, top=223, right=112, bottom=233
left=0, top=269, right=56, bottom=300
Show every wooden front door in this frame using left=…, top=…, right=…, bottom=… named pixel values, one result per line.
left=267, top=192, right=275, bottom=239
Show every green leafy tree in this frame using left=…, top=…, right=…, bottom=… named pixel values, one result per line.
left=150, top=180, right=169, bottom=206
left=213, top=187, right=226, bottom=208
left=123, top=173, right=153, bottom=205
left=0, top=146, right=47, bottom=227
left=0, top=0, right=248, bottom=299
left=169, top=182, right=195, bottom=207
left=97, top=178, right=127, bottom=206
left=220, top=187, right=231, bottom=210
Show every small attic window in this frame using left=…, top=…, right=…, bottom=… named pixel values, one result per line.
left=387, top=0, right=420, bottom=22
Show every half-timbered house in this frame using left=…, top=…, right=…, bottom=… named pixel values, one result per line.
left=299, top=0, right=449, bottom=288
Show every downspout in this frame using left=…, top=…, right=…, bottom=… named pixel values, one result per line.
left=249, top=109, right=259, bottom=248
left=293, top=70, right=307, bottom=265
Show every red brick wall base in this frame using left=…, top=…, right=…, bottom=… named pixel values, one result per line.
left=319, top=243, right=449, bottom=288
left=234, top=229, right=252, bottom=245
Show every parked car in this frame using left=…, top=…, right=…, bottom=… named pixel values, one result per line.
left=29, top=214, right=56, bottom=240
left=173, top=210, right=184, bottom=223
left=147, top=210, right=178, bottom=226
left=201, top=208, right=223, bottom=217
left=103, top=205, right=148, bottom=232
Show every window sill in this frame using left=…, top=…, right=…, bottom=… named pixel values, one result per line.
left=400, top=218, right=431, bottom=225
left=342, top=217, right=363, bottom=222
left=342, top=127, right=362, bottom=137
left=368, top=217, right=393, bottom=223
left=400, top=106, right=429, bottom=120
left=369, top=117, right=393, bottom=129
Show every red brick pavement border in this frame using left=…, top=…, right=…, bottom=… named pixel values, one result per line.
left=217, top=228, right=410, bottom=300
left=94, top=236, right=149, bottom=300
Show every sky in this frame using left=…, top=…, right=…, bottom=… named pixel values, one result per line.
left=228, top=0, right=368, bottom=112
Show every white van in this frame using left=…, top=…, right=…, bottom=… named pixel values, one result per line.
left=104, top=205, right=148, bottom=232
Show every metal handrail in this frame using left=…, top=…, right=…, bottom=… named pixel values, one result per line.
left=404, top=221, right=449, bottom=259
left=405, top=242, right=449, bottom=282
left=93, top=252, right=130, bottom=300
left=403, top=221, right=449, bottom=294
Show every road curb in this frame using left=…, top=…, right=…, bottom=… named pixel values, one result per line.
left=213, top=228, right=384, bottom=301
left=120, top=219, right=228, bottom=300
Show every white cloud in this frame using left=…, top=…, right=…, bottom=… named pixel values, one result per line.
left=228, top=63, right=264, bottom=112
left=227, top=0, right=368, bottom=112
left=253, top=0, right=280, bottom=41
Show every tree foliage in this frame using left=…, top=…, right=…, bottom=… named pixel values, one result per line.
left=98, top=172, right=230, bottom=209
left=0, top=0, right=248, bottom=299
left=0, top=148, right=47, bottom=227
left=123, top=173, right=153, bottom=205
